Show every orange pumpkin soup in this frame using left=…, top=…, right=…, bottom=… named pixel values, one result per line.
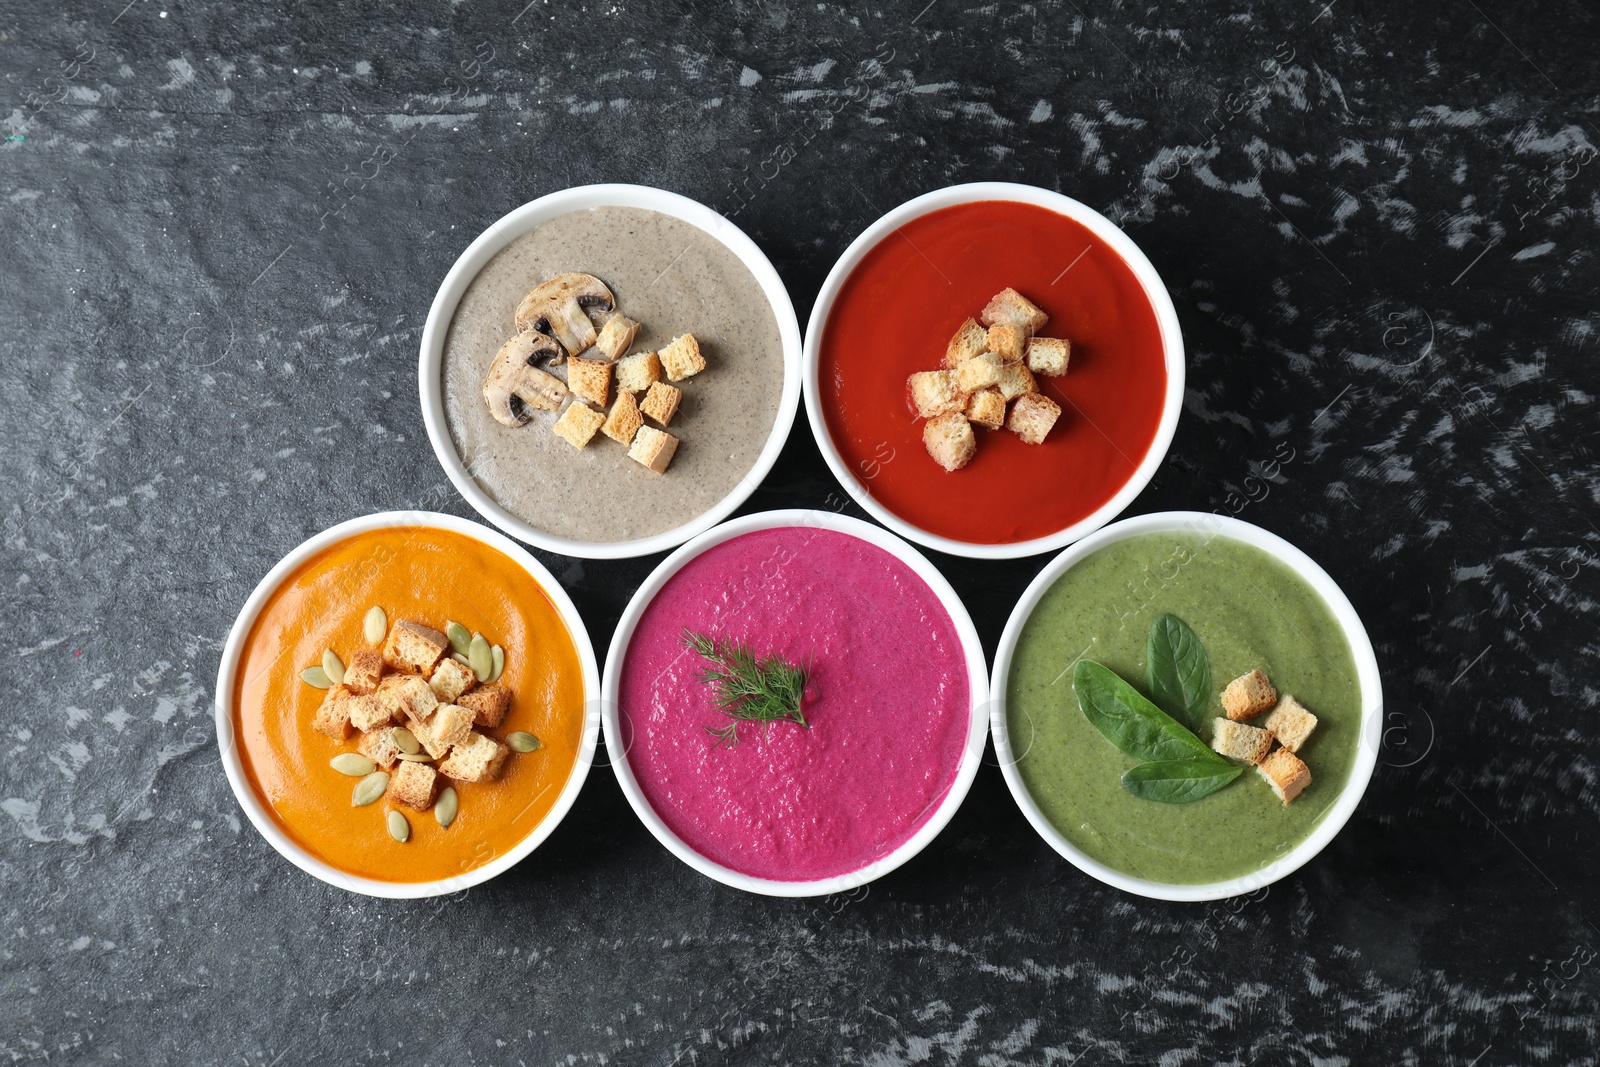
left=233, top=526, right=585, bottom=883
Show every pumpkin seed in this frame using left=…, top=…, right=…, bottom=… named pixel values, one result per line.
left=507, top=731, right=542, bottom=753
left=387, top=809, right=410, bottom=842
left=468, top=633, right=493, bottom=682
left=452, top=652, right=471, bottom=666
left=301, top=665, right=332, bottom=689
left=364, top=606, right=387, bottom=645
left=331, top=753, right=376, bottom=776
left=396, top=751, right=433, bottom=762
left=322, top=648, right=345, bottom=685
left=488, top=644, right=505, bottom=684
left=351, top=771, right=389, bottom=807
left=446, top=621, right=472, bottom=656
left=434, top=786, right=458, bottom=829
left=391, top=726, right=420, bottom=755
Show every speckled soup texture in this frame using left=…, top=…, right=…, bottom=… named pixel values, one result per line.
left=442, top=206, right=786, bottom=544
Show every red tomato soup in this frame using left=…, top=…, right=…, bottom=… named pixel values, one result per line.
left=819, top=200, right=1169, bottom=545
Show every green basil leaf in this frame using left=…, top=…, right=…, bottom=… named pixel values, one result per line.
left=1147, top=614, right=1212, bottom=731
left=1072, top=660, right=1221, bottom=763
left=1120, top=758, right=1243, bottom=804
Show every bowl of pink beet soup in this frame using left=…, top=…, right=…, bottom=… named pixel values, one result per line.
left=602, top=510, right=989, bottom=896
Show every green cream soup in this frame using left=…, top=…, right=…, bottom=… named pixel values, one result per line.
left=1007, top=532, right=1363, bottom=885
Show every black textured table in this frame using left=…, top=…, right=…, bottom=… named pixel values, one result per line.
left=5, top=2, right=1598, bottom=1063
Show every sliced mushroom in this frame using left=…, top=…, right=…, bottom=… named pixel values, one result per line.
left=482, top=331, right=568, bottom=427
left=514, top=272, right=615, bottom=362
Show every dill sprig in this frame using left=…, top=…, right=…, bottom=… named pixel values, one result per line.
left=682, top=629, right=809, bottom=748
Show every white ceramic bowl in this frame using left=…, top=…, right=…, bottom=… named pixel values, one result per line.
left=802, top=181, right=1185, bottom=559
left=601, top=509, right=990, bottom=896
left=214, top=511, right=601, bottom=899
left=418, top=183, right=803, bottom=560
left=990, top=511, right=1383, bottom=901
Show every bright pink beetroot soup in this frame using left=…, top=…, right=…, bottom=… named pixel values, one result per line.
left=618, top=527, right=973, bottom=882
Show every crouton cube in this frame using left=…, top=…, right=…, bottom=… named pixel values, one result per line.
left=376, top=673, right=439, bottom=727
left=594, top=313, right=639, bottom=362
left=923, top=413, right=976, bottom=472
left=1222, top=669, right=1277, bottom=721
left=358, top=727, right=403, bottom=769
left=388, top=759, right=439, bottom=811
left=552, top=401, right=605, bottom=449
left=986, top=323, right=1026, bottom=363
left=342, top=649, right=384, bottom=695
left=312, top=684, right=354, bottom=741
left=980, top=287, right=1049, bottom=332
left=382, top=620, right=449, bottom=675
left=1210, top=718, right=1275, bottom=764
left=566, top=356, right=611, bottom=408
left=418, top=702, right=475, bottom=758
left=659, top=334, right=706, bottom=382
left=1256, top=748, right=1311, bottom=805
left=639, top=381, right=682, bottom=426
left=346, top=694, right=390, bottom=733
left=1007, top=392, right=1061, bottom=445
left=966, top=388, right=1006, bottom=431
left=908, top=370, right=964, bottom=418
left=1260, top=695, right=1318, bottom=754
left=428, top=657, right=477, bottom=703
left=996, top=361, right=1037, bottom=401
left=438, top=732, right=510, bottom=783
left=601, top=390, right=644, bottom=445
left=954, top=352, right=1003, bottom=393
left=458, top=684, right=512, bottom=730
left=944, top=317, right=989, bottom=369
left=628, top=425, right=680, bottom=474
left=1026, top=336, right=1071, bottom=377
left=614, top=350, right=661, bottom=393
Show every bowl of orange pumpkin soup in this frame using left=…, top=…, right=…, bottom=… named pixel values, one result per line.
left=215, top=512, right=598, bottom=898
left=803, top=182, right=1185, bottom=559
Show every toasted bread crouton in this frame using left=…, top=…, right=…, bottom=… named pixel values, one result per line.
left=382, top=620, right=449, bottom=675
left=980, top=287, right=1049, bottom=332
left=954, top=351, right=1003, bottom=393
left=594, top=313, right=640, bottom=361
left=312, top=685, right=354, bottom=741
left=944, top=317, right=989, bottom=369
left=639, top=381, right=682, bottom=426
left=552, top=401, right=605, bottom=450
left=966, top=388, right=1006, bottom=431
left=346, top=694, right=390, bottom=733
left=458, top=684, right=512, bottom=729
left=1026, top=336, right=1071, bottom=377
left=614, top=350, right=662, bottom=393
left=908, top=370, right=964, bottom=418
left=388, top=759, right=439, bottom=810
left=1007, top=392, right=1061, bottom=445
left=1256, top=747, right=1311, bottom=805
left=376, top=673, right=439, bottom=728
left=1222, top=669, right=1277, bottom=721
left=996, top=361, right=1037, bottom=401
left=438, top=732, right=509, bottom=783
left=628, top=425, right=680, bottom=474
left=986, top=323, right=1026, bottom=363
left=566, top=356, right=612, bottom=408
left=659, top=334, right=706, bottom=382
left=342, top=649, right=384, bottom=695
left=417, top=702, right=475, bottom=758
left=428, top=657, right=477, bottom=703
left=1211, top=718, right=1275, bottom=764
left=1261, top=695, right=1318, bottom=754
left=923, top=413, right=976, bottom=472
left=601, top=390, right=644, bottom=445
left=358, top=727, right=403, bottom=769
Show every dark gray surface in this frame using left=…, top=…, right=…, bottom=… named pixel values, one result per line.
left=4, top=1, right=1598, bottom=1063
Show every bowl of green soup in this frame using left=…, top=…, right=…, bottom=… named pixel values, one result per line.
left=992, top=511, right=1381, bottom=900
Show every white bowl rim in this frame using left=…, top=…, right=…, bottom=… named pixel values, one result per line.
left=418, top=182, right=803, bottom=560
left=801, top=180, right=1186, bottom=560
left=213, top=510, right=601, bottom=899
left=600, top=508, right=991, bottom=897
left=988, top=510, right=1384, bottom=901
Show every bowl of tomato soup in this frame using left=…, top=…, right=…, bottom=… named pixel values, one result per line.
left=603, top=510, right=988, bottom=896
left=804, top=183, right=1184, bottom=558
left=216, top=512, right=599, bottom=898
